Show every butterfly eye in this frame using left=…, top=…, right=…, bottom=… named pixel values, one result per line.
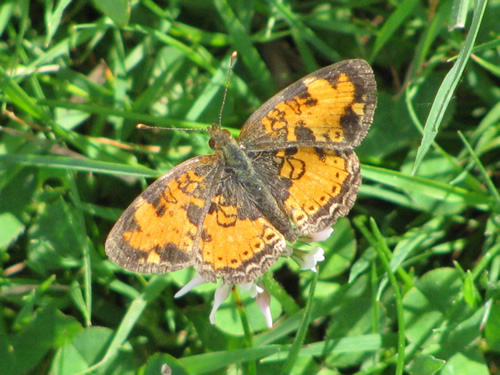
left=209, top=138, right=216, bottom=150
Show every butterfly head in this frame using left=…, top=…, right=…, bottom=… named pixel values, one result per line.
left=208, top=123, right=234, bottom=150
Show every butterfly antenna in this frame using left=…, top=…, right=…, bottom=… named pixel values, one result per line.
left=218, top=51, right=238, bottom=128
left=136, top=124, right=205, bottom=132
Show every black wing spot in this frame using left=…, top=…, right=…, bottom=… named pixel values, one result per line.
left=266, top=233, right=276, bottom=241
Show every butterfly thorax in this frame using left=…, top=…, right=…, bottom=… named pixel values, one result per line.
left=208, top=124, right=297, bottom=242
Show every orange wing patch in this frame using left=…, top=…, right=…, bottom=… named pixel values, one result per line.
left=196, top=193, right=286, bottom=284
left=123, top=190, right=199, bottom=257
left=275, top=147, right=361, bottom=234
left=261, top=74, right=358, bottom=144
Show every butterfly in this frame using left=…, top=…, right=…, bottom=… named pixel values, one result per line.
left=105, top=59, right=376, bottom=285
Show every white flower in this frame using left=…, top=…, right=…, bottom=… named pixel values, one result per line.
left=290, top=246, right=325, bottom=272
left=304, top=227, right=334, bottom=242
left=175, top=273, right=273, bottom=328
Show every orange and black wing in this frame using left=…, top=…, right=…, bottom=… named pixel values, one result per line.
left=238, top=59, right=376, bottom=152
left=105, top=154, right=286, bottom=283
left=193, top=174, right=286, bottom=285
left=250, top=147, right=361, bottom=236
left=105, top=155, right=220, bottom=274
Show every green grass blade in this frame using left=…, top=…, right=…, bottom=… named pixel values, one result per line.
left=457, top=131, right=500, bottom=209
left=270, top=0, right=341, bottom=62
left=214, top=0, right=274, bottom=98
left=44, top=0, right=72, bottom=45
left=181, top=346, right=284, bottom=373
left=79, top=276, right=169, bottom=374
left=280, top=271, right=318, bottom=374
left=92, top=0, right=130, bottom=27
left=370, top=0, right=420, bottom=61
left=368, top=219, right=405, bottom=375
left=0, top=66, right=51, bottom=122
left=362, top=165, right=493, bottom=210
left=411, top=0, right=488, bottom=175
left=449, top=0, right=470, bottom=30
left=67, top=172, right=92, bottom=327
left=0, top=154, right=158, bottom=178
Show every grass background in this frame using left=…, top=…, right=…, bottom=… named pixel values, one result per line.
left=1, top=0, right=499, bottom=374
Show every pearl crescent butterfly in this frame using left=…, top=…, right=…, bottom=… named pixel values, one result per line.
left=105, top=59, right=377, bottom=285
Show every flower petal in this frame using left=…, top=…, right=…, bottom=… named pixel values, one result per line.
left=291, top=247, right=325, bottom=272
left=282, top=246, right=293, bottom=257
left=306, top=227, right=334, bottom=242
left=174, top=273, right=209, bottom=298
left=309, top=247, right=326, bottom=272
left=239, top=281, right=263, bottom=298
left=209, top=283, right=232, bottom=324
left=256, top=288, right=273, bottom=328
